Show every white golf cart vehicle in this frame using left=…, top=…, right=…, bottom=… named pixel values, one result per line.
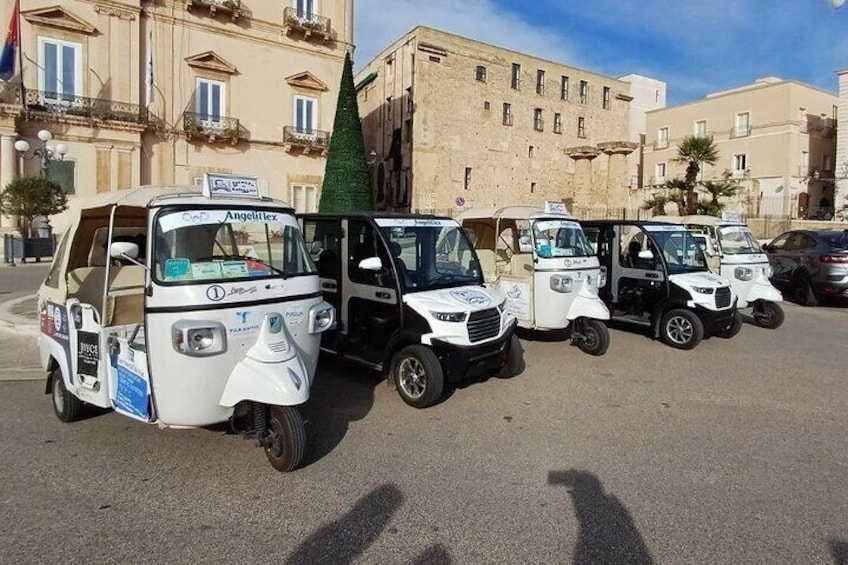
left=297, top=213, right=521, bottom=409
left=581, top=220, right=740, bottom=349
left=653, top=213, right=784, bottom=329
left=457, top=204, right=611, bottom=356
left=37, top=174, right=334, bottom=472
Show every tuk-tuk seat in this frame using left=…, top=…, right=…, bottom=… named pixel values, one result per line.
left=66, top=265, right=146, bottom=326
left=506, top=253, right=534, bottom=277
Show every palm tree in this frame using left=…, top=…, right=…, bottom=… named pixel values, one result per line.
left=699, top=180, right=740, bottom=216
left=664, top=178, right=688, bottom=216
left=672, top=136, right=719, bottom=214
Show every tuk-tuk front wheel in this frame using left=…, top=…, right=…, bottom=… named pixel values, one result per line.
left=50, top=368, right=84, bottom=423
left=574, top=318, right=610, bottom=356
left=753, top=301, right=785, bottom=330
left=392, top=345, right=444, bottom=409
left=263, top=405, right=305, bottom=473
left=660, top=309, right=704, bottom=350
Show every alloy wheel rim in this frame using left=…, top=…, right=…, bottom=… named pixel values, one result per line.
left=667, top=316, right=694, bottom=344
left=399, top=357, right=426, bottom=399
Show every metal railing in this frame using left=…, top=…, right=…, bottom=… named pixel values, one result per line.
left=24, top=89, right=146, bottom=124
left=283, top=7, right=332, bottom=36
left=184, top=112, right=240, bottom=142
left=730, top=126, right=751, bottom=138
left=283, top=126, right=330, bottom=149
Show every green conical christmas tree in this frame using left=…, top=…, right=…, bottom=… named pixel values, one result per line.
left=319, top=51, right=372, bottom=212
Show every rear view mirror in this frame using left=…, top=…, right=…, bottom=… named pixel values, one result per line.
left=762, top=244, right=774, bottom=253
left=358, top=256, right=383, bottom=271
left=110, top=241, right=139, bottom=260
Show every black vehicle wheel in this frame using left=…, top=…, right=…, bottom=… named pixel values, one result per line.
left=575, top=318, right=610, bottom=356
left=496, top=335, right=525, bottom=378
left=793, top=276, right=819, bottom=307
left=264, top=405, right=305, bottom=473
left=753, top=301, right=785, bottom=329
left=660, top=309, right=704, bottom=350
left=716, top=312, right=743, bottom=338
left=392, top=345, right=444, bottom=409
left=51, top=368, right=84, bottom=423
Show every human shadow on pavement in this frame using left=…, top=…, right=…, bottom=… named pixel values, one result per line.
left=831, top=539, right=848, bottom=565
left=283, top=483, right=403, bottom=565
left=299, top=355, right=379, bottom=467
left=549, top=469, right=654, bottom=565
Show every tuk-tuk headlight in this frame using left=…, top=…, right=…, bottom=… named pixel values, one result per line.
left=691, top=286, right=715, bottom=294
left=598, top=267, right=608, bottom=289
left=765, top=265, right=774, bottom=278
left=735, top=267, right=753, bottom=281
left=172, top=321, right=227, bottom=357
left=550, top=275, right=573, bottom=293
left=309, top=303, right=335, bottom=334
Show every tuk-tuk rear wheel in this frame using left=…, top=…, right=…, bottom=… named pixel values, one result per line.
left=263, top=405, right=305, bottom=473
left=50, top=368, right=84, bottom=423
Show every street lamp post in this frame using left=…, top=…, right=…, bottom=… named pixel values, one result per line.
left=14, top=129, right=68, bottom=177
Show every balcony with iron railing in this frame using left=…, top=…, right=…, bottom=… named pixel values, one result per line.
left=283, top=126, right=330, bottom=155
left=283, top=7, right=332, bottom=42
left=184, top=112, right=241, bottom=145
left=24, top=89, right=146, bottom=125
left=186, top=0, right=243, bottom=19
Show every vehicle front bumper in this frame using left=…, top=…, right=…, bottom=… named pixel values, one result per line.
left=693, top=301, right=738, bottom=335
left=431, top=320, right=517, bottom=383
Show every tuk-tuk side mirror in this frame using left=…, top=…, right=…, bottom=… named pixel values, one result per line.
left=110, top=241, right=139, bottom=260
left=358, top=256, right=383, bottom=271
left=637, top=250, right=654, bottom=260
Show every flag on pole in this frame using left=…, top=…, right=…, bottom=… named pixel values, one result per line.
left=0, top=0, right=19, bottom=82
left=144, top=30, right=154, bottom=107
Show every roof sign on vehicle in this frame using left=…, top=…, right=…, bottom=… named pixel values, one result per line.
left=721, top=211, right=742, bottom=222
left=643, top=224, right=685, bottom=232
left=202, top=173, right=261, bottom=199
left=374, top=218, right=459, bottom=228
left=544, top=201, right=570, bottom=215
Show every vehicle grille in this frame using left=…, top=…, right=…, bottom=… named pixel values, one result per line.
left=467, top=308, right=501, bottom=343
left=715, top=286, right=732, bottom=309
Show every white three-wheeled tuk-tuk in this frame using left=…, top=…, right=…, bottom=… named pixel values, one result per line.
left=37, top=175, right=334, bottom=472
left=457, top=205, right=611, bottom=356
left=653, top=214, right=785, bottom=329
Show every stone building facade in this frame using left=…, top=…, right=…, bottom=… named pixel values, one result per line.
left=355, top=26, right=637, bottom=218
left=0, top=0, right=353, bottom=231
left=643, top=77, right=838, bottom=220
left=837, top=69, right=848, bottom=217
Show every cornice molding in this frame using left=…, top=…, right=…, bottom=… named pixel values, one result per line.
left=185, top=51, right=238, bottom=74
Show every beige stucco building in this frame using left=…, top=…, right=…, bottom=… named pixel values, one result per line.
left=837, top=69, right=848, bottom=217
left=354, top=26, right=638, bottom=218
left=643, top=77, right=838, bottom=219
left=0, top=0, right=353, bottom=232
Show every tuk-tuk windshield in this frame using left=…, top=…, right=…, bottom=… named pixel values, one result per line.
left=716, top=225, right=762, bottom=255
left=532, top=219, right=594, bottom=258
left=154, top=208, right=316, bottom=283
left=375, top=218, right=483, bottom=292
left=643, top=225, right=709, bottom=274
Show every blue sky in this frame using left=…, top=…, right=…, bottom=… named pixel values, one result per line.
left=354, top=0, right=848, bottom=106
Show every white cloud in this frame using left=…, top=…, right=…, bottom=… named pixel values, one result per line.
left=353, top=0, right=580, bottom=71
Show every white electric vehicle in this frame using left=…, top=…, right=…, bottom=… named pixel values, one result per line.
left=457, top=205, right=611, bottom=356
left=581, top=220, right=740, bottom=349
left=37, top=174, right=334, bottom=472
left=298, top=213, right=521, bottom=409
left=653, top=214, right=784, bottom=329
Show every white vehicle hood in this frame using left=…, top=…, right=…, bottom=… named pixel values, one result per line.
left=671, top=271, right=729, bottom=289
left=403, top=285, right=504, bottom=313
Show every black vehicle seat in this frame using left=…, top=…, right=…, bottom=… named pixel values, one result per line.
left=626, top=240, right=642, bottom=269
left=389, top=241, right=413, bottom=288
left=316, top=249, right=339, bottom=279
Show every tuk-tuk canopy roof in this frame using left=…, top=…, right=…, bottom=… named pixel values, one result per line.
left=456, top=206, right=576, bottom=222
left=652, top=215, right=745, bottom=227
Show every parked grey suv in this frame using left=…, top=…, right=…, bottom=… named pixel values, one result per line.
left=763, top=229, right=848, bottom=306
